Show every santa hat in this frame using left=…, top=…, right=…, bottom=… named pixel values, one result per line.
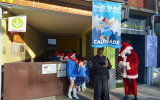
left=60, top=54, right=63, bottom=57
left=57, top=53, right=63, bottom=57
left=56, top=52, right=60, bottom=57
left=70, top=53, right=75, bottom=58
left=119, top=42, right=133, bottom=57
left=78, top=60, right=83, bottom=66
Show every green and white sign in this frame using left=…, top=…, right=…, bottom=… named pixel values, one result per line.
left=121, top=18, right=146, bottom=35
left=103, top=47, right=115, bottom=69
left=8, top=15, right=27, bottom=32
left=121, top=23, right=143, bottom=31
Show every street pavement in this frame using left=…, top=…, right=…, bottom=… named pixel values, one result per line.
left=30, top=84, right=160, bottom=100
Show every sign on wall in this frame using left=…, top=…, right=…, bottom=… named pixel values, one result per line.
left=145, top=35, right=157, bottom=67
left=103, top=47, right=115, bottom=69
left=8, top=15, right=27, bottom=32
left=92, top=1, right=121, bottom=48
left=42, top=64, right=57, bottom=74
left=121, top=17, right=146, bottom=35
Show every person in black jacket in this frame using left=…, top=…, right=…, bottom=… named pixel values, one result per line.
left=93, top=47, right=112, bottom=100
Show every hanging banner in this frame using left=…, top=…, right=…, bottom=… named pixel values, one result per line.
left=103, top=47, right=115, bottom=69
left=92, top=1, right=121, bottom=48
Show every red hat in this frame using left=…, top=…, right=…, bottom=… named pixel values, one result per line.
left=78, top=60, right=82, bottom=64
left=60, top=54, right=63, bottom=57
left=70, top=53, right=75, bottom=58
left=119, top=42, right=133, bottom=57
left=67, top=53, right=71, bottom=59
left=57, top=52, right=63, bottom=57
left=78, top=60, right=83, bottom=65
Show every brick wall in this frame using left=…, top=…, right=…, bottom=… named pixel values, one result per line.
left=128, top=0, right=146, bottom=8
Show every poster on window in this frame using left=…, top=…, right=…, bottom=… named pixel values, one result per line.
left=92, top=1, right=121, bottom=48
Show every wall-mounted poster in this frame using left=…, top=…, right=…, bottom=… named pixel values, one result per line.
left=145, top=35, right=157, bottom=67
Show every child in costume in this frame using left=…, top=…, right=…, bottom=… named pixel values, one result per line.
left=67, top=53, right=79, bottom=99
left=76, top=60, right=85, bottom=91
left=117, top=42, right=139, bottom=100
left=76, top=60, right=90, bottom=91
left=83, top=60, right=90, bottom=90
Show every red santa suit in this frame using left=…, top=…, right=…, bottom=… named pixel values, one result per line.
left=117, top=42, right=139, bottom=96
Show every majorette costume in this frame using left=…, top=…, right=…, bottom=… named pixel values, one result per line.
left=75, top=61, right=90, bottom=86
left=67, top=53, right=78, bottom=80
left=66, top=53, right=79, bottom=99
left=117, top=42, right=139, bottom=100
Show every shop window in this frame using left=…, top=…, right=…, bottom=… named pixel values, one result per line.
left=48, top=39, right=56, bottom=61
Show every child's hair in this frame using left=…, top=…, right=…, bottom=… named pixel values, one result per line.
left=83, top=60, right=88, bottom=63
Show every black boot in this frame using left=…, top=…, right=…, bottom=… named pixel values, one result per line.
left=134, top=96, right=138, bottom=100
left=124, top=95, right=128, bottom=100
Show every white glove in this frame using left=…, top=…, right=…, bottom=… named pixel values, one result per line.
left=119, top=61, right=126, bottom=69
left=119, top=61, right=123, bottom=69
left=122, top=62, right=127, bottom=67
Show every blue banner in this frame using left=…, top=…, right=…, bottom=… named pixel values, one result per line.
left=92, top=1, right=121, bottom=48
left=145, top=35, right=157, bottom=67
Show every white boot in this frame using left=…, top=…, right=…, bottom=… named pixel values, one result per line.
left=73, top=88, right=79, bottom=99
left=68, top=89, right=72, bottom=99
left=82, top=83, right=85, bottom=91
left=78, top=85, right=81, bottom=91
left=84, top=83, right=86, bottom=90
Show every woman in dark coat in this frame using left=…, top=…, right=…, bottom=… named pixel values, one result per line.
left=93, top=48, right=112, bottom=100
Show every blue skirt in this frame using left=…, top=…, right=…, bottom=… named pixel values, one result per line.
left=74, top=76, right=85, bottom=86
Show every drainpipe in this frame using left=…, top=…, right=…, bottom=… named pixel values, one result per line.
left=151, top=16, right=155, bottom=85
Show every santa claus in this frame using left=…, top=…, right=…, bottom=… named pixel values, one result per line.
left=117, top=42, right=139, bottom=100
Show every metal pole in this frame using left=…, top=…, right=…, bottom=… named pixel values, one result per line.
left=146, top=28, right=152, bottom=85
left=151, top=16, right=155, bottom=85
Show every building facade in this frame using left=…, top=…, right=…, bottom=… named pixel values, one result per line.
left=0, top=0, right=158, bottom=100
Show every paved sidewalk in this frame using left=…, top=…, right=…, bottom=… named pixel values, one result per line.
left=30, top=84, right=160, bottom=100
